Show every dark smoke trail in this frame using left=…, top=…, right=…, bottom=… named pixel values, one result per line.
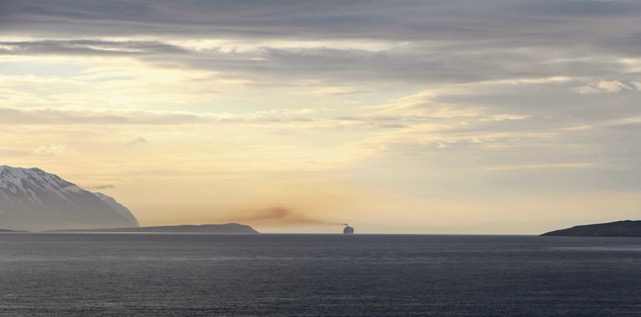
left=228, top=207, right=343, bottom=227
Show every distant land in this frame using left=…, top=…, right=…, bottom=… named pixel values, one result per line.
left=0, top=165, right=139, bottom=231
left=48, top=223, right=259, bottom=234
left=541, top=220, right=641, bottom=237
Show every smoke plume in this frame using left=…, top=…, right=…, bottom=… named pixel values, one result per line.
left=229, top=207, right=343, bottom=227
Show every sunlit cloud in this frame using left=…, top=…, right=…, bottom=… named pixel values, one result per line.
left=483, top=163, right=596, bottom=172
left=124, top=137, right=148, bottom=147
left=33, top=144, right=67, bottom=155
left=573, top=80, right=635, bottom=94
left=2, top=0, right=641, bottom=233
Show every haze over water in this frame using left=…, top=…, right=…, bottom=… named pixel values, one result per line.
left=2, top=233, right=641, bottom=316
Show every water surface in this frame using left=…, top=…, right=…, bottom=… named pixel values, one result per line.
left=1, top=233, right=641, bottom=316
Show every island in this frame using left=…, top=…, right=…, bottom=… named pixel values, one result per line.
left=48, top=223, right=259, bottom=234
left=0, top=229, right=27, bottom=233
left=541, top=220, right=641, bottom=237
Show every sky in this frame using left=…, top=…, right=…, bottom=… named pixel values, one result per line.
left=1, top=0, right=641, bottom=234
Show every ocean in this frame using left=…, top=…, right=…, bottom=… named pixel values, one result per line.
left=1, top=233, right=641, bottom=316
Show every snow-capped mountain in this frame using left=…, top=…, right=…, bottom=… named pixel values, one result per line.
left=0, top=165, right=139, bottom=231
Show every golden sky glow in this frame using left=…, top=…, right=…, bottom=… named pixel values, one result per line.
left=2, top=1, right=641, bottom=233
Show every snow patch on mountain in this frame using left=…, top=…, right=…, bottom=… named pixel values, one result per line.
left=0, top=165, right=139, bottom=231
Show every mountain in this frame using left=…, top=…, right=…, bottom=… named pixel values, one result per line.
left=0, top=165, right=139, bottom=231
left=541, top=220, right=641, bottom=237
left=49, top=223, right=259, bottom=234
left=93, top=192, right=140, bottom=227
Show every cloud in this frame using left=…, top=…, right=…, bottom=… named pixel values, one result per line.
left=0, top=107, right=206, bottom=125
left=6, top=0, right=641, bottom=43
left=85, top=184, right=115, bottom=190
left=0, top=107, right=326, bottom=127
left=484, top=163, right=595, bottom=172
left=0, top=106, right=418, bottom=130
left=33, top=144, right=67, bottom=155
left=0, top=40, right=186, bottom=56
left=514, top=1, right=641, bottom=17
left=3, top=1, right=641, bottom=88
left=4, top=0, right=641, bottom=231
left=124, top=137, right=148, bottom=147
left=573, top=80, right=634, bottom=94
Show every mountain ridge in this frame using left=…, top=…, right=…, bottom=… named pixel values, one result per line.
left=0, top=165, right=139, bottom=231
left=93, top=191, right=140, bottom=227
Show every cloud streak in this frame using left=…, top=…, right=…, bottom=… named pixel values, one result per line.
left=0, top=107, right=326, bottom=126
left=85, top=184, right=115, bottom=190
left=0, top=40, right=186, bottom=56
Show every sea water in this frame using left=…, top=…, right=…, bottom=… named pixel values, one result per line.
left=1, top=233, right=641, bottom=316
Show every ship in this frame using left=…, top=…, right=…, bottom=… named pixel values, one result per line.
left=343, top=224, right=354, bottom=234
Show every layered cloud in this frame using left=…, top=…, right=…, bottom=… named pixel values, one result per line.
left=2, top=0, right=641, bottom=232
